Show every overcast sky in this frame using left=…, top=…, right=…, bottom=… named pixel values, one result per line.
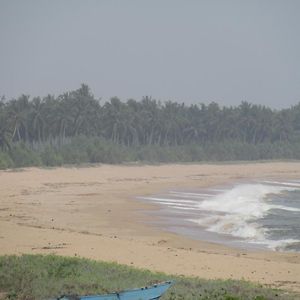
left=0, top=0, right=299, bottom=108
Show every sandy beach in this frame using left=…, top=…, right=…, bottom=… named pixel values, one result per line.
left=1, top=162, right=300, bottom=292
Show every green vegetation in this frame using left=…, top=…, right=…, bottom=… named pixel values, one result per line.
left=0, top=255, right=294, bottom=300
left=1, top=84, right=300, bottom=168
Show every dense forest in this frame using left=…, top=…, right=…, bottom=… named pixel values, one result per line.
left=0, top=84, right=300, bottom=168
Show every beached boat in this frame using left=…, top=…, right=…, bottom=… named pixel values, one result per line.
left=55, top=281, right=173, bottom=300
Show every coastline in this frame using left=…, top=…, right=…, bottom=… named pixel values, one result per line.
left=1, top=162, right=300, bottom=292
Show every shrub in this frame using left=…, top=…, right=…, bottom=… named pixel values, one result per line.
left=9, top=143, right=41, bottom=167
left=40, top=146, right=63, bottom=166
left=0, top=151, right=13, bottom=169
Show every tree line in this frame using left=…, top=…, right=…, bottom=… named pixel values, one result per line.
left=0, top=84, right=300, bottom=168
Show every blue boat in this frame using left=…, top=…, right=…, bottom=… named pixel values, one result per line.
left=56, top=281, right=173, bottom=300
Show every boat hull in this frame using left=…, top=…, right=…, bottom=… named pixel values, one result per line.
left=57, top=281, right=173, bottom=300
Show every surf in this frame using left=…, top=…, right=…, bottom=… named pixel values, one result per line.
left=141, top=180, right=300, bottom=251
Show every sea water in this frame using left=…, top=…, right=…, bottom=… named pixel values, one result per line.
left=140, top=180, right=300, bottom=251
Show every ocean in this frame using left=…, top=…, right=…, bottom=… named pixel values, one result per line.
left=140, top=180, right=300, bottom=252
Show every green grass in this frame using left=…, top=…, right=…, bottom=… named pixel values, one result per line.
left=0, top=255, right=296, bottom=300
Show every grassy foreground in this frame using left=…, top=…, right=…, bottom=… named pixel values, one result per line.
left=0, top=255, right=296, bottom=300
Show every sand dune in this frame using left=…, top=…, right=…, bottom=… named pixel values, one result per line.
left=1, top=162, right=300, bottom=292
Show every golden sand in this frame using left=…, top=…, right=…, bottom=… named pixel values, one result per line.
left=1, top=162, right=300, bottom=292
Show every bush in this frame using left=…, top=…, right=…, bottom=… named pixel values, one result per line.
left=1, top=138, right=300, bottom=169
left=0, top=151, right=13, bottom=169
left=9, top=143, right=41, bottom=167
left=40, top=146, right=63, bottom=166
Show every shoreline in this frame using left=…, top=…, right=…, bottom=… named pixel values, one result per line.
left=140, top=178, right=300, bottom=253
left=1, top=162, right=300, bottom=292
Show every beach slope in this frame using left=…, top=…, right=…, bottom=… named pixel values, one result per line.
left=0, top=162, right=300, bottom=292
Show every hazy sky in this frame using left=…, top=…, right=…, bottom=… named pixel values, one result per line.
left=0, top=0, right=300, bottom=108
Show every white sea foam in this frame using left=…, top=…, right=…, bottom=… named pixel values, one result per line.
left=197, top=184, right=292, bottom=215
left=263, top=180, right=300, bottom=188
left=253, top=238, right=300, bottom=251
left=271, top=205, right=300, bottom=212
left=169, top=191, right=213, bottom=198
left=167, top=205, right=199, bottom=210
left=154, top=201, right=196, bottom=207
left=207, top=189, right=227, bottom=193
left=144, top=197, right=198, bottom=204
left=142, top=182, right=300, bottom=251
left=190, top=183, right=299, bottom=246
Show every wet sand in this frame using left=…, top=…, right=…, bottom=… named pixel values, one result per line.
left=1, top=162, right=300, bottom=292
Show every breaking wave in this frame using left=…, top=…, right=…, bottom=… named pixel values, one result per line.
left=141, top=181, right=300, bottom=251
